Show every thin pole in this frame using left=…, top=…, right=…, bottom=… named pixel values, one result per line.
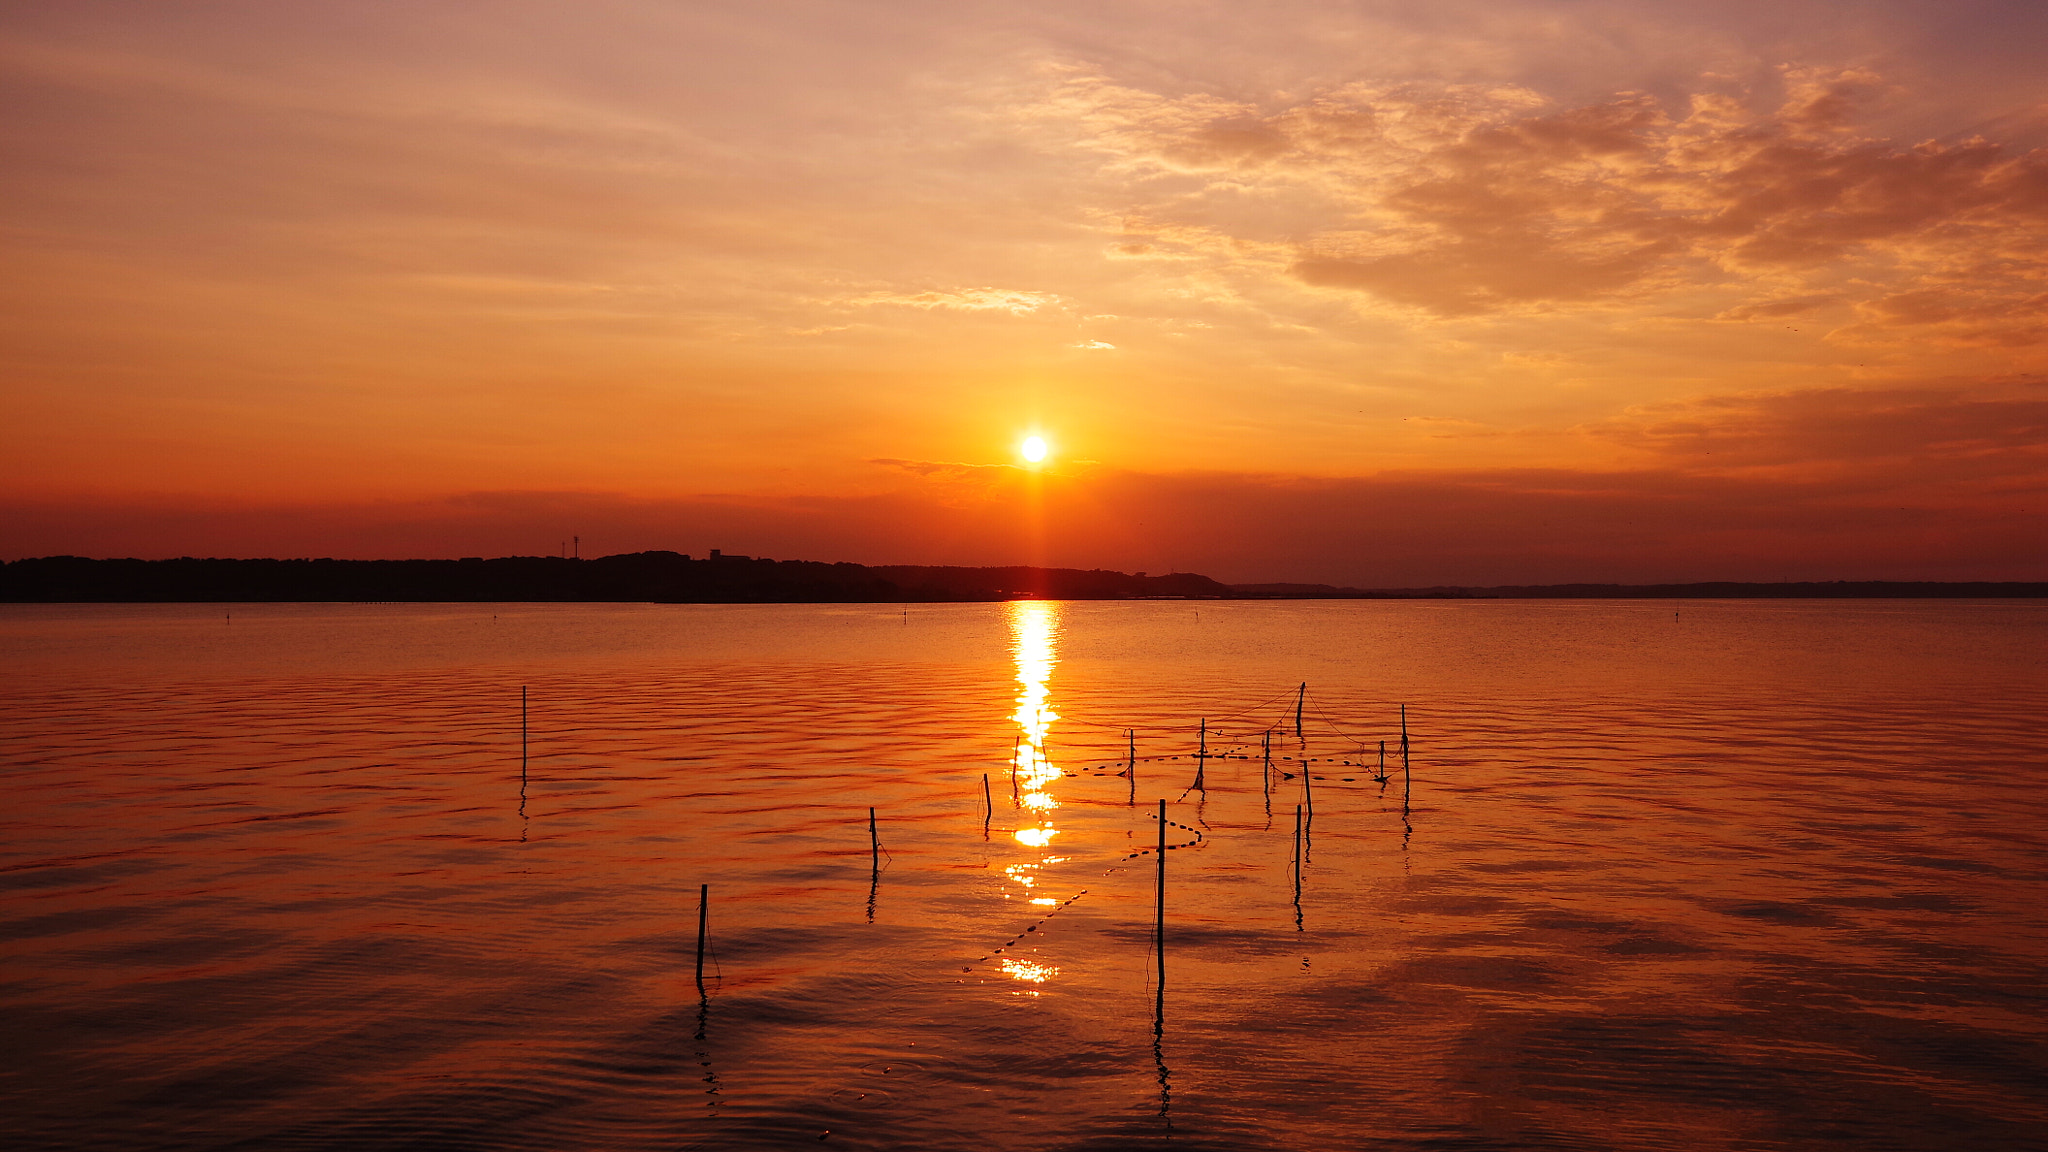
left=1127, top=730, right=1136, bottom=806
left=1401, top=705, right=1411, bottom=810
left=1262, top=730, right=1271, bottom=800
left=695, top=883, right=709, bottom=995
left=868, top=807, right=881, bottom=924
left=982, top=773, right=993, bottom=824
left=1292, top=804, right=1304, bottom=929
left=520, top=686, right=528, bottom=788
left=1295, top=683, right=1305, bottom=740
left=1154, top=799, right=1166, bottom=995
left=1302, top=753, right=1313, bottom=818
left=1193, top=719, right=1206, bottom=792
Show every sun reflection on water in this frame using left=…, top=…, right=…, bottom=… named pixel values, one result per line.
left=1003, top=601, right=1067, bottom=987
left=1000, top=958, right=1059, bottom=984
left=1009, top=600, right=1063, bottom=848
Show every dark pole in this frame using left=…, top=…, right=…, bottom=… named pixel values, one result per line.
left=1127, top=730, right=1136, bottom=806
left=1194, top=719, right=1206, bottom=792
left=1292, top=803, right=1304, bottom=929
left=1295, top=683, right=1305, bottom=740
left=1401, top=705, right=1411, bottom=810
left=982, top=772, right=992, bottom=826
left=1262, top=730, right=1271, bottom=800
left=870, top=807, right=879, bottom=871
left=695, top=883, right=709, bottom=995
left=1155, top=799, right=1166, bottom=998
left=521, top=686, right=528, bottom=788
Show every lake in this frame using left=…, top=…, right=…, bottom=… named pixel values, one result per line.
left=3, top=599, right=2045, bottom=1150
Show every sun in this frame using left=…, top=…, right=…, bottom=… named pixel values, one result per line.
left=1020, top=435, right=1049, bottom=464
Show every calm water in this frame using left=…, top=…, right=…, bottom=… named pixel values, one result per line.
left=3, top=600, right=2046, bottom=1151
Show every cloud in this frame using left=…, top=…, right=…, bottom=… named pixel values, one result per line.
left=1033, top=66, right=2048, bottom=327
left=1588, top=382, right=2048, bottom=473
left=847, top=287, right=1059, bottom=314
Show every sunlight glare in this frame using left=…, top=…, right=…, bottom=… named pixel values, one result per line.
left=1020, top=435, right=1048, bottom=463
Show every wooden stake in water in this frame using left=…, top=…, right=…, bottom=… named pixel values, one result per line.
left=1154, top=799, right=1167, bottom=995
left=1291, top=803, right=1304, bottom=929
left=870, top=806, right=880, bottom=871
left=1192, top=719, right=1207, bottom=792
left=1401, top=704, right=1411, bottom=810
left=1400, top=705, right=1417, bottom=811
left=1127, top=730, right=1137, bottom=806
left=1295, top=683, right=1305, bottom=740
left=982, top=772, right=993, bottom=825
left=695, top=883, right=709, bottom=996
left=1262, top=730, right=1272, bottom=799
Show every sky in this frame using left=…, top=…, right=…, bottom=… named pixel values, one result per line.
left=3, top=0, right=2045, bottom=584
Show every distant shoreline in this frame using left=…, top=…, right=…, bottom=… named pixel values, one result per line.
left=2, top=553, right=2043, bottom=602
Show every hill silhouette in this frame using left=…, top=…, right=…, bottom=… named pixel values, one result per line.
left=2, top=554, right=2040, bottom=601
left=0, top=552, right=1230, bottom=602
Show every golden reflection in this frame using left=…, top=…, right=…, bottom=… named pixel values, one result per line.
left=1001, top=600, right=1067, bottom=989
left=1000, top=957, right=1059, bottom=984
left=1008, top=600, right=1063, bottom=849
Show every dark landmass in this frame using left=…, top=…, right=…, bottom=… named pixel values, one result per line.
left=1, top=554, right=2041, bottom=602
left=0, top=552, right=1231, bottom=602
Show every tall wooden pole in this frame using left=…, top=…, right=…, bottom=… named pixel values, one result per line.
left=1295, top=683, right=1305, bottom=740
left=1262, top=730, right=1271, bottom=800
left=1401, top=705, right=1411, bottom=810
left=695, top=883, right=709, bottom=995
left=1155, top=799, right=1166, bottom=999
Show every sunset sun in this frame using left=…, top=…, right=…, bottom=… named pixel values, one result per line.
left=1020, top=435, right=1049, bottom=464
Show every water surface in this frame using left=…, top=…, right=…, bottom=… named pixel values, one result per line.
left=3, top=600, right=2045, bottom=1150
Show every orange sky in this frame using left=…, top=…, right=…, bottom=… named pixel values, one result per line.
left=3, top=0, right=2045, bottom=583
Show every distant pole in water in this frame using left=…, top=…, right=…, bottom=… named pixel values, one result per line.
left=1262, top=730, right=1272, bottom=799
left=1302, top=751, right=1313, bottom=818
left=1011, top=736, right=1020, bottom=801
left=1401, top=705, right=1411, bottom=812
left=520, top=686, right=528, bottom=789
left=1193, top=719, right=1206, bottom=792
left=695, top=883, right=709, bottom=996
left=1295, top=683, right=1305, bottom=740
left=870, top=806, right=880, bottom=871
left=1127, top=730, right=1137, bottom=806
left=1377, top=739, right=1388, bottom=784
left=1291, top=803, right=1304, bottom=929
left=982, top=772, right=993, bottom=827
